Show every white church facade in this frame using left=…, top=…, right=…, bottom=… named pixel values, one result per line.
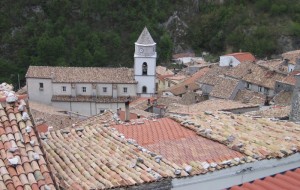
left=26, top=27, right=157, bottom=116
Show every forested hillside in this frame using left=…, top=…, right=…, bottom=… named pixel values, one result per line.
left=1, top=0, right=300, bottom=87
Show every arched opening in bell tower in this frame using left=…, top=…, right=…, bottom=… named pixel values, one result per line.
left=142, top=62, right=148, bottom=75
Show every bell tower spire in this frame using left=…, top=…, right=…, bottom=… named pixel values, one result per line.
left=134, top=27, right=157, bottom=97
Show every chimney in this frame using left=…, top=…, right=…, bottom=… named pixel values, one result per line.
left=125, top=100, right=130, bottom=122
left=290, top=73, right=300, bottom=122
left=294, top=58, right=300, bottom=71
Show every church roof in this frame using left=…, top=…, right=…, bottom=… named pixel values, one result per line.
left=136, top=27, right=155, bottom=45
left=26, top=66, right=136, bottom=83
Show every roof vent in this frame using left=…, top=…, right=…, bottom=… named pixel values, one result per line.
left=8, top=157, right=19, bottom=166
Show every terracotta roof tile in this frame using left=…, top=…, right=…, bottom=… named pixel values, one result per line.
left=234, top=89, right=266, bottom=105
left=225, top=52, right=256, bottom=63
left=170, top=111, right=300, bottom=160
left=279, top=71, right=300, bottom=85
left=210, top=77, right=239, bottom=99
left=113, top=118, right=245, bottom=175
left=26, top=66, right=136, bottom=83
left=0, top=100, right=56, bottom=190
left=52, top=95, right=136, bottom=104
left=166, top=67, right=210, bottom=95
left=42, top=118, right=189, bottom=189
left=167, top=99, right=258, bottom=115
left=282, top=50, right=300, bottom=65
left=226, top=62, right=286, bottom=89
left=156, top=66, right=174, bottom=76
left=230, top=168, right=300, bottom=190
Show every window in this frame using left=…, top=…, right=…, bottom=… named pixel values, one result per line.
left=103, top=87, right=107, bottom=93
left=123, top=87, right=128, bottom=93
left=82, top=87, right=86, bottom=92
left=99, top=109, right=105, bottom=114
left=39, top=83, right=44, bottom=91
left=258, top=86, right=263, bottom=92
left=142, top=62, right=148, bottom=75
left=246, top=83, right=251, bottom=89
left=62, top=86, right=66, bottom=92
left=142, top=86, right=147, bottom=93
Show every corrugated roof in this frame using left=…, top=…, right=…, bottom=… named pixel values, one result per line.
left=136, top=27, right=155, bottom=45
left=26, top=66, right=136, bottom=83
left=0, top=100, right=56, bottom=190
left=230, top=168, right=300, bottom=190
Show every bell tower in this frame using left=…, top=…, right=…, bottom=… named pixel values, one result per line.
left=134, top=27, right=157, bottom=97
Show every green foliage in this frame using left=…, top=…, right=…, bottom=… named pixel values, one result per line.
left=1, top=0, right=300, bottom=85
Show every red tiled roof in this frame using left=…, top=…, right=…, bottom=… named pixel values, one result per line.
left=113, top=118, right=244, bottom=173
left=0, top=94, right=28, bottom=102
left=280, top=71, right=300, bottom=85
left=230, top=168, right=300, bottom=190
left=42, top=119, right=190, bottom=189
left=225, top=52, right=256, bottom=63
left=165, top=67, right=210, bottom=95
left=0, top=100, right=56, bottom=190
left=36, top=123, right=49, bottom=133
left=118, top=110, right=144, bottom=121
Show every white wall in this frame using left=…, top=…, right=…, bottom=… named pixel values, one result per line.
left=220, top=56, right=240, bottom=67
left=27, top=78, right=53, bottom=104
left=52, top=101, right=125, bottom=116
left=135, top=76, right=156, bottom=96
left=117, top=84, right=137, bottom=97
left=97, top=84, right=113, bottom=96
left=76, top=83, right=92, bottom=96
left=134, top=57, right=157, bottom=76
left=288, top=63, right=295, bottom=72
left=52, top=83, right=72, bottom=96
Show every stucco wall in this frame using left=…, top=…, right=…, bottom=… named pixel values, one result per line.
left=219, top=56, right=240, bottom=67
left=75, top=83, right=93, bottom=96
left=288, top=64, right=295, bottom=72
left=52, top=83, right=72, bottom=96
left=27, top=78, right=53, bottom=104
left=274, top=81, right=294, bottom=93
left=97, top=84, right=113, bottom=96
left=52, top=101, right=125, bottom=116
